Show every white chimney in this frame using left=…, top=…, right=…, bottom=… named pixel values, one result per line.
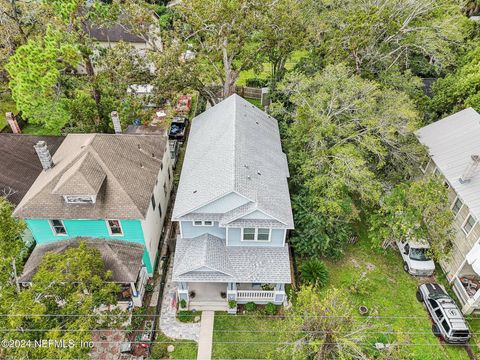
left=111, top=111, right=122, bottom=134
left=460, top=155, right=480, bottom=183
left=34, top=141, right=53, bottom=170
left=6, top=112, right=21, bottom=134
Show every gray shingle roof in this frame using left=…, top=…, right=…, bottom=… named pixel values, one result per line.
left=19, top=238, right=144, bottom=283
left=172, top=94, right=293, bottom=228
left=13, top=134, right=166, bottom=220
left=172, top=235, right=292, bottom=283
left=416, top=108, right=480, bottom=220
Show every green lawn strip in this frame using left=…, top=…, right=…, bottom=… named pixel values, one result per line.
left=212, top=312, right=295, bottom=359
left=21, top=123, right=60, bottom=135
left=236, top=50, right=308, bottom=86
left=149, top=331, right=197, bottom=360
left=0, top=93, right=17, bottom=130
left=177, top=310, right=202, bottom=323
left=246, top=98, right=262, bottom=109
left=322, top=236, right=470, bottom=360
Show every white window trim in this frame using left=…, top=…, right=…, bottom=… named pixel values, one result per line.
left=49, top=219, right=68, bottom=236
left=106, top=219, right=124, bottom=236
left=192, top=221, right=214, bottom=227
left=420, top=159, right=431, bottom=174
left=451, top=196, right=463, bottom=217
left=241, top=228, right=272, bottom=242
left=63, top=195, right=96, bottom=204
left=462, top=214, right=477, bottom=236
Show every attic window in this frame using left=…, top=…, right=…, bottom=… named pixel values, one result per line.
left=64, top=195, right=95, bottom=204
left=107, top=220, right=123, bottom=236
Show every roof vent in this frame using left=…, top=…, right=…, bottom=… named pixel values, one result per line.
left=460, top=155, right=480, bottom=183
left=257, top=171, right=261, bottom=175
left=193, top=190, right=197, bottom=194
left=255, top=121, right=259, bottom=125
left=244, top=164, right=249, bottom=168
left=247, top=176, right=251, bottom=180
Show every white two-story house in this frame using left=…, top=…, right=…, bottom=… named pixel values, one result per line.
left=171, top=94, right=294, bottom=309
left=417, top=108, right=480, bottom=314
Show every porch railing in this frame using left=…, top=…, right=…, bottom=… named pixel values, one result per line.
left=452, top=276, right=470, bottom=306
left=237, top=290, right=275, bottom=301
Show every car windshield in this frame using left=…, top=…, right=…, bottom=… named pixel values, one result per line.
left=409, top=248, right=431, bottom=261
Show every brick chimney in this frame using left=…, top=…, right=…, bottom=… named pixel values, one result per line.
left=111, top=111, right=122, bottom=134
left=460, top=155, right=480, bottom=183
left=34, top=141, right=53, bottom=170
left=6, top=112, right=21, bottom=134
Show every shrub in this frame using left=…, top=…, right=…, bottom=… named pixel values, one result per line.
left=244, top=302, right=256, bottom=312
left=300, top=259, right=329, bottom=287
left=228, top=300, right=237, bottom=309
left=245, top=77, right=268, bottom=88
left=131, top=306, right=147, bottom=329
left=145, top=283, right=154, bottom=292
left=177, top=311, right=195, bottom=322
left=264, top=302, right=277, bottom=315
left=180, top=299, right=187, bottom=309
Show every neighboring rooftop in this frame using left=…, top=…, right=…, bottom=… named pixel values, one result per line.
left=85, top=23, right=145, bottom=43
left=19, top=238, right=144, bottom=283
left=172, top=94, right=294, bottom=228
left=0, top=134, right=64, bottom=206
left=172, top=234, right=292, bottom=283
left=13, top=134, right=166, bottom=219
left=416, top=107, right=480, bottom=220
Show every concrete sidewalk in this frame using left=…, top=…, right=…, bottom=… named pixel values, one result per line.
left=197, top=311, right=215, bottom=360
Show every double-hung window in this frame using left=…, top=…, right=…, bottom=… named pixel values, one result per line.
left=242, top=228, right=271, bottom=242
left=463, top=215, right=476, bottom=235
left=107, top=220, right=123, bottom=236
left=452, top=198, right=463, bottom=216
left=50, top=219, right=67, bottom=236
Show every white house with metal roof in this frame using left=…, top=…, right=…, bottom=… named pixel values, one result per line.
left=171, top=94, right=293, bottom=310
left=417, top=107, right=480, bottom=314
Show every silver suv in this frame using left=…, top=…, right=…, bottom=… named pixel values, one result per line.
left=417, top=283, right=470, bottom=344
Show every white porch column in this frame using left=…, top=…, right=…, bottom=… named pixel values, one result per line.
left=227, top=282, right=237, bottom=301
left=131, top=282, right=142, bottom=307
left=178, top=282, right=189, bottom=309
left=273, top=283, right=286, bottom=305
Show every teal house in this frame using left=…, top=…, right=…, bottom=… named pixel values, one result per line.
left=14, top=133, right=173, bottom=307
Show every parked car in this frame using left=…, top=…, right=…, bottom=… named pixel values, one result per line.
left=168, top=116, right=189, bottom=141
left=396, top=239, right=435, bottom=276
left=175, top=95, right=192, bottom=114
left=417, top=283, right=471, bottom=344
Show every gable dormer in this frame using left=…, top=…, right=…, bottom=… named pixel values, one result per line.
left=52, top=152, right=106, bottom=204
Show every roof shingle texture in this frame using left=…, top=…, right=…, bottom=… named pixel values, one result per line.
left=416, top=108, right=480, bottom=221
left=13, top=134, right=166, bottom=219
left=172, top=94, right=294, bottom=228
left=19, top=238, right=144, bottom=283
left=0, top=134, right=64, bottom=206
left=173, top=234, right=292, bottom=283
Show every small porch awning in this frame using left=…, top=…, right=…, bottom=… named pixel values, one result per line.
left=19, top=237, right=144, bottom=283
left=172, top=234, right=292, bottom=284
left=466, top=242, right=480, bottom=275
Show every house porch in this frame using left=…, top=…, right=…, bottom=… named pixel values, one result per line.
left=450, top=261, right=480, bottom=314
left=177, top=282, right=286, bottom=311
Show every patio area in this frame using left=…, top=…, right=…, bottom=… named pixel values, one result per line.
left=189, top=282, right=226, bottom=302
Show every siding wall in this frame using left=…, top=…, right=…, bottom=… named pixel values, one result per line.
left=426, top=160, right=480, bottom=277
left=26, top=218, right=153, bottom=273
left=227, top=228, right=285, bottom=247
left=141, top=148, right=173, bottom=271
left=180, top=221, right=226, bottom=239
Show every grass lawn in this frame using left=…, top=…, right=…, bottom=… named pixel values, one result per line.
left=177, top=310, right=202, bottom=323
left=22, top=123, right=60, bottom=135
left=0, top=93, right=17, bottom=131
left=236, top=50, right=308, bottom=86
left=212, top=228, right=477, bottom=359
left=213, top=312, right=294, bottom=359
left=321, top=228, right=474, bottom=360
left=149, top=332, right=197, bottom=360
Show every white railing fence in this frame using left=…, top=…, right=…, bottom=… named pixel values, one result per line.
left=453, top=277, right=470, bottom=306
left=237, top=290, right=275, bottom=300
